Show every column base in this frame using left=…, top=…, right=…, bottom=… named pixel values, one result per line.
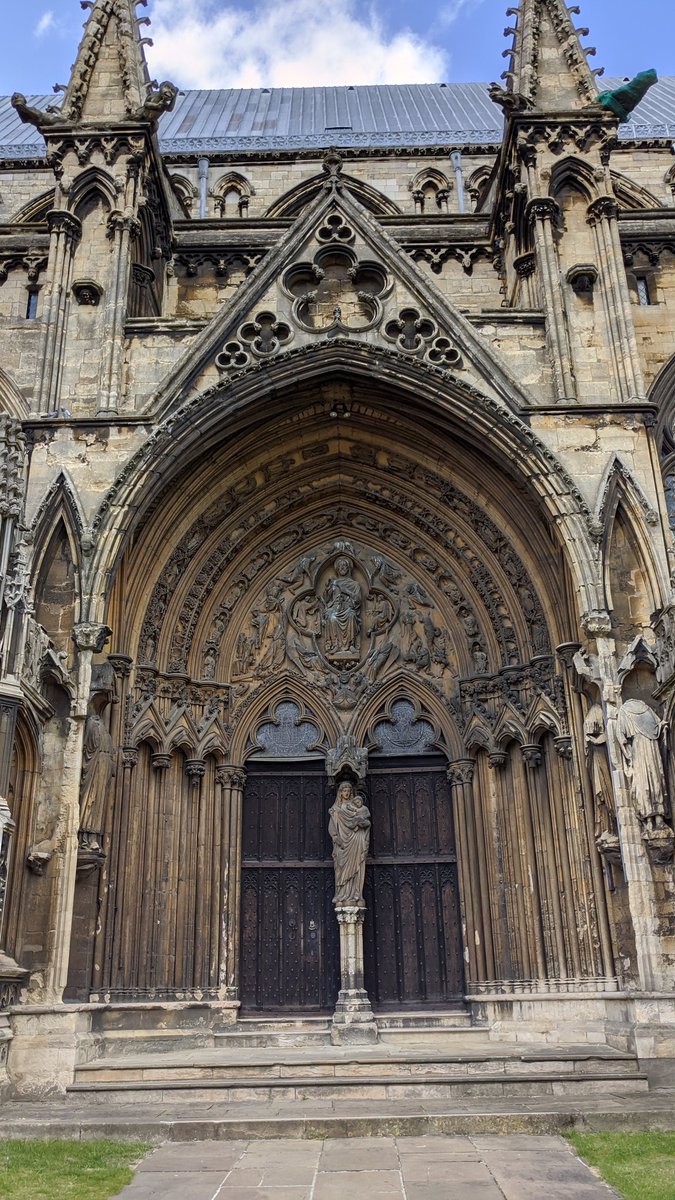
left=330, top=988, right=378, bottom=1044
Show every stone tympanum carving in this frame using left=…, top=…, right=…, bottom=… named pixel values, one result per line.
left=225, top=538, right=459, bottom=711
left=328, top=779, right=371, bottom=906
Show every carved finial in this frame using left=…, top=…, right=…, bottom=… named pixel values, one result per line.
left=322, top=147, right=344, bottom=191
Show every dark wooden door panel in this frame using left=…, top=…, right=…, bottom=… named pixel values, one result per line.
left=364, top=760, right=464, bottom=1007
left=240, top=764, right=338, bottom=1012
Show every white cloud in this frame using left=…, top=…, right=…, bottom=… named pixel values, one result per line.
left=438, top=0, right=486, bottom=28
left=34, top=10, right=55, bottom=37
left=146, top=0, right=447, bottom=88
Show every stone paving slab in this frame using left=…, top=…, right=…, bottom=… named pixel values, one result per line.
left=115, top=1136, right=618, bottom=1200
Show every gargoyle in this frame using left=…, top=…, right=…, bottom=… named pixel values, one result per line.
left=132, top=80, right=178, bottom=122
left=488, top=83, right=534, bottom=114
left=11, top=93, right=62, bottom=129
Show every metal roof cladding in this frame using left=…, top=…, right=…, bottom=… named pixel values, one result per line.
left=1, top=79, right=675, bottom=158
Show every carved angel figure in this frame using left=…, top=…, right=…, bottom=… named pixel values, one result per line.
left=328, top=780, right=371, bottom=906
left=616, top=699, right=669, bottom=830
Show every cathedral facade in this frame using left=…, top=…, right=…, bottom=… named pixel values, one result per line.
left=0, top=0, right=675, bottom=1097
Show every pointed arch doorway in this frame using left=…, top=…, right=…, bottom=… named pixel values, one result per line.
left=238, top=701, right=465, bottom=1014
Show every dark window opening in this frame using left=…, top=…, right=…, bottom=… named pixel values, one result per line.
left=636, top=276, right=652, bottom=306
left=25, top=290, right=39, bottom=319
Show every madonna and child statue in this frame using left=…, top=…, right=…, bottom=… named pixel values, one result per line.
left=328, top=779, right=371, bottom=906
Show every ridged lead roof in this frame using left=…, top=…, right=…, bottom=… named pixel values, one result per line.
left=1, top=79, right=674, bottom=158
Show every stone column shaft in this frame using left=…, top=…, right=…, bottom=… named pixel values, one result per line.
left=99, top=213, right=140, bottom=414
left=330, top=904, right=377, bottom=1045
left=526, top=198, right=576, bottom=402
left=37, top=211, right=81, bottom=414
left=216, top=766, right=245, bottom=999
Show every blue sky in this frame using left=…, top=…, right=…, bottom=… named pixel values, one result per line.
left=1, top=0, right=671, bottom=94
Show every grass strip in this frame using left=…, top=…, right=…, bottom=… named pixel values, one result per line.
left=566, top=1131, right=675, bottom=1200
left=0, top=1138, right=150, bottom=1200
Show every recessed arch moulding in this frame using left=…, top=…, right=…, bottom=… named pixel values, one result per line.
left=105, top=387, right=578, bottom=764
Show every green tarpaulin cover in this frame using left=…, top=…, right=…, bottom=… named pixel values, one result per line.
left=597, top=70, right=658, bottom=122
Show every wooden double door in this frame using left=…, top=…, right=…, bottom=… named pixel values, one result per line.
left=239, top=755, right=463, bottom=1012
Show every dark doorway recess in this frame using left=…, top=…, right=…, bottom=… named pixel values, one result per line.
left=363, top=755, right=464, bottom=1009
left=240, top=760, right=340, bottom=1012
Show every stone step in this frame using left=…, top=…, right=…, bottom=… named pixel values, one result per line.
left=6, top=1091, right=675, bottom=1141
left=75, top=1047, right=642, bottom=1083
left=66, top=1069, right=650, bottom=1105
left=212, top=1009, right=473, bottom=1048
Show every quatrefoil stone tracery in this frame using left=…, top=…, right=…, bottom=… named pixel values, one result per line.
left=215, top=310, right=292, bottom=371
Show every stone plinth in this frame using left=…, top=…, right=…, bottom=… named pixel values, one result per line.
left=330, top=904, right=377, bottom=1045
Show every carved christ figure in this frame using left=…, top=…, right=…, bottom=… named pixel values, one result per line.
left=328, top=780, right=371, bottom=906
left=323, top=557, right=361, bottom=660
left=616, top=698, right=669, bottom=830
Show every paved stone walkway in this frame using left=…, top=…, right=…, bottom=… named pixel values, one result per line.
left=119, top=1135, right=617, bottom=1199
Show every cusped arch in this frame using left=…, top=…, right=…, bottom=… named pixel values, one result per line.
left=0, top=365, right=28, bottom=419
left=11, top=188, right=55, bottom=225
left=597, top=462, right=667, bottom=628
left=212, top=171, right=255, bottom=217
left=549, top=156, right=599, bottom=202
left=231, top=673, right=340, bottom=765
left=610, top=170, right=662, bottom=211
left=67, top=167, right=118, bottom=217
left=266, top=173, right=401, bottom=218
left=355, top=675, right=463, bottom=760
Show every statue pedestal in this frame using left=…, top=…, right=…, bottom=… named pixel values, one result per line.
left=330, top=904, right=378, bottom=1045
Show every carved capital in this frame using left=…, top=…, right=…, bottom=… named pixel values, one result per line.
left=151, top=753, right=171, bottom=771
left=525, top=197, right=562, bottom=228
left=580, top=609, right=612, bottom=638
left=514, top=252, right=536, bottom=279
left=107, top=211, right=142, bottom=240
left=553, top=736, right=573, bottom=760
left=521, top=744, right=542, bottom=769
left=185, top=758, right=206, bottom=785
left=334, top=904, right=365, bottom=924
left=642, top=823, right=675, bottom=865
left=216, top=765, right=246, bottom=790
left=447, top=759, right=475, bottom=786
left=108, top=653, right=133, bottom=678
left=122, top=747, right=138, bottom=769
left=556, top=641, right=582, bottom=669
left=72, top=622, right=112, bottom=653
left=586, top=196, right=620, bottom=226
left=488, top=751, right=507, bottom=770
left=46, top=208, right=82, bottom=244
